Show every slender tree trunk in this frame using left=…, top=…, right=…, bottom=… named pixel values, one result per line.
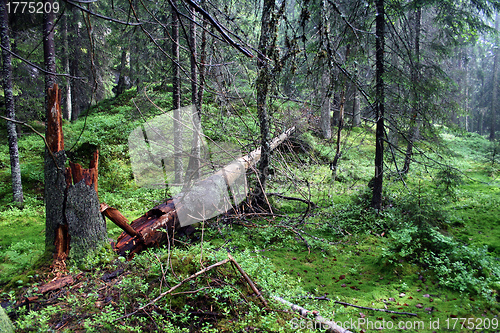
left=352, top=62, right=361, bottom=127
left=255, top=0, right=276, bottom=202
left=371, top=0, right=385, bottom=210
left=0, top=1, right=23, bottom=206
left=319, top=0, right=331, bottom=139
left=402, top=7, right=421, bottom=174
left=69, top=5, right=81, bottom=121
left=186, top=4, right=201, bottom=183
left=320, top=72, right=332, bottom=139
left=197, top=0, right=207, bottom=110
left=43, top=0, right=56, bottom=93
left=490, top=14, right=499, bottom=141
left=172, top=0, right=183, bottom=184
left=62, top=13, right=72, bottom=121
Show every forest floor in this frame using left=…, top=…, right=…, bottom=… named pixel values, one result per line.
left=0, top=88, right=499, bottom=332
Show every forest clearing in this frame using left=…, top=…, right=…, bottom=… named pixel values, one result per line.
left=0, top=0, right=500, bottom=332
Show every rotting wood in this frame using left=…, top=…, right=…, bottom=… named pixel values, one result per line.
left=37, top=275, right=74, bottom=294
left=111, top=127, right=295, bottom=257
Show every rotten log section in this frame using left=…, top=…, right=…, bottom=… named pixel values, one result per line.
left=108, top=127, right=295, bottom=257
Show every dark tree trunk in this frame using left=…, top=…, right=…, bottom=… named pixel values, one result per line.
left=0, top=1, right=23, bottom=206
left=44, top=86, right=67, bottom=254
left=43, top=0, right=56, bottom=94
left=402, top=6, right=421, bottom=174
left=44, top=0, right=63, bottom=254
left=371, top=0, right=385, bottom=210
left=319, top=0, right=331, bottom=139
left=115, top=48, right=129, bottom=97
left=490, top=14, right=499, bottom=141
left=172, top=0, right=183, bottom=184
left=255, top=0, right=276, bottom=202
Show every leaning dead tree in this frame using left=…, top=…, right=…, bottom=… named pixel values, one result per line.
left=107, top=127, right=296, bottom=257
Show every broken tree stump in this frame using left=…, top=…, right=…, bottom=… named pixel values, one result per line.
left=110, top=127, right=295, bottom=257
left=44, top=83, right=107, bottom=263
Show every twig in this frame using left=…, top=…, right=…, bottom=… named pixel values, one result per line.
left=182, top=0, right=253, bottom=58
left=267, top=193, right=316, bottom=207
left=64, top=0, right=143, bottom=26
left=0, top=45, right=85, bottom=80
left=271, top=295, right=353, bottom=333
left=228, top=253, right=268, bottom=308
left=116, top=258, right=231, bottom=320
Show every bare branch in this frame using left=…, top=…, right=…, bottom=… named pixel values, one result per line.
left=64, top=0, right=143, bottom=26
left=0, top=44, right=85, bottom=80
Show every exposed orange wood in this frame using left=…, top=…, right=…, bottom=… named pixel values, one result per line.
left=54, top=224, right=69, bottom=260
left=46, top=84, right=64, bottom=153
left=68, top=150, right=99, bottom=194
left=100, top=203, right=143, bottom=240
left=37, top=275, right=74, bottom=294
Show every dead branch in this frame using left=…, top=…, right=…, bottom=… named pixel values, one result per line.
left=117, top=258, right=231, bottom=320
left=228, top=253, right=268, bottom=308
left=267, top=193, right=316, bottom=207
left=271, top=295, right=353, bottom=333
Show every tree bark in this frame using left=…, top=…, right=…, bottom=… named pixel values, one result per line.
left=43, top=0, right=56, bottom=94
left=115, top=48, right=129, bottom=96
left=255, top=0, right=278, bottom=203
left=371, top=0, right=385, bottom=210
left=0, top=1, right=24, bottom=206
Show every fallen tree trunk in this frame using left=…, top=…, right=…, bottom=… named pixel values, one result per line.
left=111, top=127, right=295, bottom=257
